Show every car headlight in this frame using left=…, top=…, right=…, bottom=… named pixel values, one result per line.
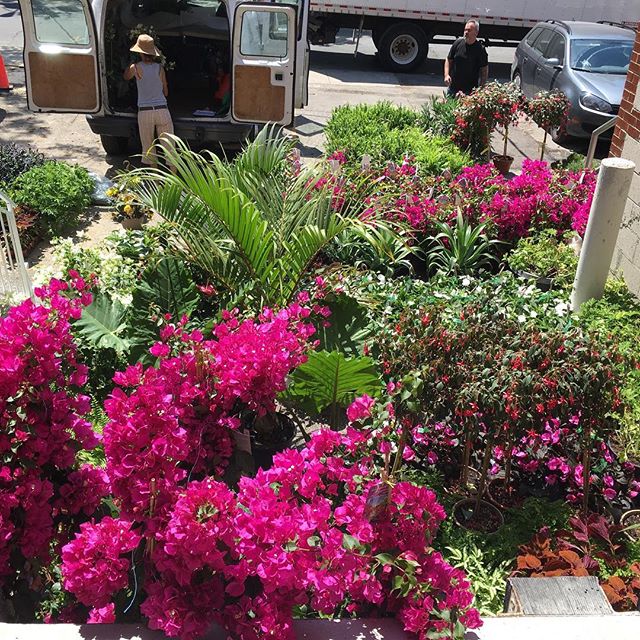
left=579, top=93, right=613, bottom=114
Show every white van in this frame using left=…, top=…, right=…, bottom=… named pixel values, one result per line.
left=17, top=0, right=310, bottom=154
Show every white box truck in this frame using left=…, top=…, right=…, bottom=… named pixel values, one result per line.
left=308, top=0, right=639, bottom=71
left=17, top=0, right=311, bottom=155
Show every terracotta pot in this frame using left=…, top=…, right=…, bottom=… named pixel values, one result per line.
left=121, top=216, right=144, bottom=230
left=453, top=497, right=504, bottom=533
left=493, top=154, right=514, bottom=176
left=620, top=509, right=640, bottom=542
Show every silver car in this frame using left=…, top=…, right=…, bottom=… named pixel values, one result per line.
left=511, top=20, right=635, bottom=142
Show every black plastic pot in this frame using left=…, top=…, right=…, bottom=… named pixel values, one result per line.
left=452, top=497, right=504, bottom=533
left=250, top=412, right=297, bottom=471
left=516, top=270, right=554, bottom=292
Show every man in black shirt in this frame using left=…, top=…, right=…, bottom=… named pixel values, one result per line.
left=444, top=19, right=489, bottom=96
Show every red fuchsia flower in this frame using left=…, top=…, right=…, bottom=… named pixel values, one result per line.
left=346, top=394, right=376, bottom=422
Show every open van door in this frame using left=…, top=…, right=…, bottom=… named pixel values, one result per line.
left=18, top=0, right=101, bottom=113
left=232, top=2, right=297, bottom=126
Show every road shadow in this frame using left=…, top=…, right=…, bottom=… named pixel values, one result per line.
left=311, top=48, right=512, bottom=84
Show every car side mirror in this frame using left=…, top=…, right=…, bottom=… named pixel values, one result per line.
left=547, top=57, right=562, bottom=69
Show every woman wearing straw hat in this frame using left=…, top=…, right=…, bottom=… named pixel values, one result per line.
left=124, top=34, right=174, bottom=168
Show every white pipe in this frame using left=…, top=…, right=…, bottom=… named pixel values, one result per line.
left=570, top=157, right=636, bottom=311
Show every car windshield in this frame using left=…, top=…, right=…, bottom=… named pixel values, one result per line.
left=570, top=38, right=633, bottom=74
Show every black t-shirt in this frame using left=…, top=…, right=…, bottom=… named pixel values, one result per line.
left=448, top=38, right=488, bottom=94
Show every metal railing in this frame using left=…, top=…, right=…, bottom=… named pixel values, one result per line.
left=0, top=191, right=34, bottom=303
left=585, top=116, right=618, bottom=170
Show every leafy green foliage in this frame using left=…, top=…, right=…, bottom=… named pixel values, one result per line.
left=436, top=497, right=571, bottom=614
left=314, top=292, right=373, bottom=356
left=324, top=224, right=417, bottom=277
left=0, top=143, right=46, bottom=187
left=10, top=161, right=94, bottom=235
left=425, top=209, right=503, bottom=275
left=324, top=102, right=470, bottom=174
left=128, top=256, right=200, bottom=361
left=131, top=125, right=394, bottom=310
left=283, top=350, right=382, bottom=427
left=419, top=96, right=459, bottom=138
left=74, top=293, right=130, bottom=354
left=507, top=229, right=578, bottom=288
left=579, top=279, right=640, bottom=462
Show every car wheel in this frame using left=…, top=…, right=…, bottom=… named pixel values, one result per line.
left=550, top=122, right=569, bottom=145
left=377, top=23, right=429, bottom=72
left=100, top=135, right=129, bottom=156
left=512, top=72, right=522, bottom=91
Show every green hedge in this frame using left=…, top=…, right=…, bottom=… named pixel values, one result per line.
left=10, top=161, right=94, bottom=235
left=324, top=102, right=470, bottom=175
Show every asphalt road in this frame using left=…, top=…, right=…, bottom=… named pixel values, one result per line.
left=0, top=4, right=596, bottom=176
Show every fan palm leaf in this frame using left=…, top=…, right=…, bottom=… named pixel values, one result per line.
left=131, top=127, right=396, bottom=309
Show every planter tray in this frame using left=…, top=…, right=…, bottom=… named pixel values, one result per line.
left=505, top=576, right=613, bottom=616
left=0, top=620, right=411, bottom=640
left=4, top=615, right=640, bottom=640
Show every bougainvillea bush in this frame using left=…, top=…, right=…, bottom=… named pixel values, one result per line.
left=0, top=277, right=109, bottom=620
left=61, top=426, right=480, bottom=639
left=361, top=159, right=595, bottom=244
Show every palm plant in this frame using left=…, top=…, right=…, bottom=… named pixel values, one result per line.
left=425, top=209, right=503, bottom=275
left=130, top=126, right=396, bottom=310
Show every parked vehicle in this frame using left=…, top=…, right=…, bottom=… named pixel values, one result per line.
left=511, top=20, right=635, bottom=141
left=17, top=0, right=310, bottom=155
left=308, top=0, right=638, bottom=73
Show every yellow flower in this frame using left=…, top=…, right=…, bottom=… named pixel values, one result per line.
left=123, top=204, right=134, bottom=215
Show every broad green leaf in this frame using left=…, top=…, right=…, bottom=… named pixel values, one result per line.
left=283, top=350, right=381, bottom=425
left=74, top=293, right=130, bottom=354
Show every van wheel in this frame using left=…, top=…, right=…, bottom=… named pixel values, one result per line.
left=377, top=23, right=428, bottom=73
left=100, top=135, right=129, bottom=156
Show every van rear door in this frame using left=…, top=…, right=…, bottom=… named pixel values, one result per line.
left=231, top=2, right=297, bottom=126
left=18, top=0, right=101, bottom=113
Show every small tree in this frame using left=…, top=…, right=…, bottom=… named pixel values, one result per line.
left=526, top=90, right=570, bottom=160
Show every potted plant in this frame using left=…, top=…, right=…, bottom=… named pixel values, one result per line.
left=525, top=90, right=570, bottom=160
left=106, top=172, right=153, bottom=230
left=488, top=81, right=524, bottom=176
left=620, top=509, right=640, bottom=542
left=507, top=229, right=579, bottom=291
left=452, top=81, right=524, bottom=171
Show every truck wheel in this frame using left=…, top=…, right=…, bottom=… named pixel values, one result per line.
left=100, top=135, right=129, bottom=156
left=377, top=23, right=428, bottom=72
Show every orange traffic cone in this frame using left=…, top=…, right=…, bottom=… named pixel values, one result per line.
left=0, top=54, right=13, bottom=93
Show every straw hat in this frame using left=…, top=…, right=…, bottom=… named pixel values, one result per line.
left=130, top=34, right=161, bottom=57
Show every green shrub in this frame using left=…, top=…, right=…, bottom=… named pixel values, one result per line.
left=418, top=96, right=458, bottom=138
left=10, top=161, right=94, bottom=235
left=0, top=142, right=46, bottom=188
left=324, top=102, right=470, bottom=174
left=507, top=229, right=578, bottom=289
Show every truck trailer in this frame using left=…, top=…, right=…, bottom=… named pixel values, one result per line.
left=308, top=0, right=639, bottom=72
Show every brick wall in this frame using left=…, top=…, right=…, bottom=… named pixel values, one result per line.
left=610, top=24, right=640, bottom=294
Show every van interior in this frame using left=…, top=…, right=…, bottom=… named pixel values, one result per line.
left=105, top=0, right=231, bottom=119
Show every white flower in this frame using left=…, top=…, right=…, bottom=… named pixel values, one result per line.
left=462, top=276, right=471, bottom=287
left=530, top=310, right=538, bottom=318
left=555, top=301, right=569, bottom=316
left=517, top=314, right=526, bottom=323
